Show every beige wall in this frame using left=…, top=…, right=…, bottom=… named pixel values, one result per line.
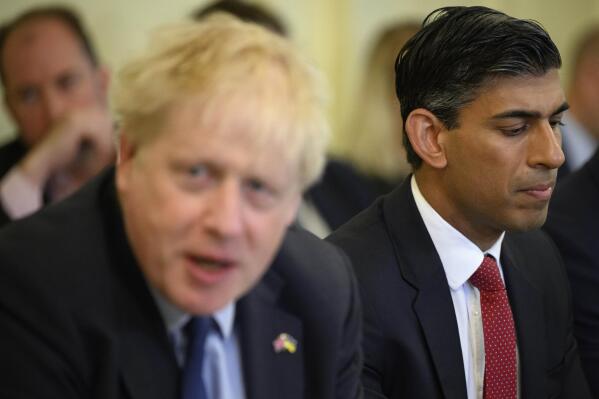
left=1, top=0, right=598, bottom=152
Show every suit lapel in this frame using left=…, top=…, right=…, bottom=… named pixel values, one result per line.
left=383, top=180, right=467, bottom=399
left=501, top=237, right=545, bottom=398
left=237, top=262, right=304, bottom=399
left=114, top=243, right=181, bottom=399
left=118, top=325, right=180, bottom=399
left=102, top=183, right=181, bottom=399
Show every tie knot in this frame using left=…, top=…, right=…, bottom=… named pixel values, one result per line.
left=469, top=255, right=504, bottom=292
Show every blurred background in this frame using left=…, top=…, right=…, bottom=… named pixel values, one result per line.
left=1, top=0, right=598, bottom=155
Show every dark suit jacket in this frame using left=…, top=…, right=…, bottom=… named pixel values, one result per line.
left=327, top=179, right=590, bottom=399
left=545, top=149, right=599, bottom=397
left=305, top=159, right=394, bottom=231
left=0, top=169, right=363, bottom=399
left=0, top=137, right=26, bottom=225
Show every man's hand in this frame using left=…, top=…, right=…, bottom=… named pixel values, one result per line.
left=17, top=105, right=115, bottom=200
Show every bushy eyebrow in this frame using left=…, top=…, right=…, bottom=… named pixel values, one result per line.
left=490, top=101, right=569, bottom=120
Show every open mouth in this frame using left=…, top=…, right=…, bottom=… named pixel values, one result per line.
left=188, top=255, right=234, bottom=270
left=184, top=253, right=236, bottom=285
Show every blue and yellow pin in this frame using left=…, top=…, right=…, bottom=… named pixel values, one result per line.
left=272, top=333, right=298, bottom=354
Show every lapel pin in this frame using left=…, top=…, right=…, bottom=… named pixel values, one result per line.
left=272, top=333, right=297, bottom=354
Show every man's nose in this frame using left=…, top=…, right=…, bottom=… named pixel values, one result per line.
left=42, top=89, right=67, bottom=121
left=527, top=121, right=565, bottom=170
left=205, top=180, right=244, bottom=238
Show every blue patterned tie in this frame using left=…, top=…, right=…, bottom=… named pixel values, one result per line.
left=181, top=317, right=210, bottom=399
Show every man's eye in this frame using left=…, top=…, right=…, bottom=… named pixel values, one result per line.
left=244, top=178, right=278, bottom=209
left=57, top=73, right=80, bottom=91
left=17, top=87, right=39, bottom=104
left=501, top=124, right=528, bottom=136
left=247, top=179, right=266, bottom=193
left=550, top=120, right=565, bottom=129
left=188, top=164, right=207, bottom=177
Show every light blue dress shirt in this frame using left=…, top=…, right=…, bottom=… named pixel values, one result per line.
left=561, top=112, right=598, bottom=172
left=150, top=288, right=246, bottom=399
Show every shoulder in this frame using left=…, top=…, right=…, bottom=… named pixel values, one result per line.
left=0, top=171, right=116, bottom=306
left=327, top=197, right=388, bottom=256
left=276, top=225, right=353, bottom=292
left=545, top=152, right=599, bottom=247
left=268, top=225, right=358, bottom=317
left=550, top=150, right=599, bottom=212
left=0, top=137, right=26, bottom=178
left=504, top=229, right=568, bottom=292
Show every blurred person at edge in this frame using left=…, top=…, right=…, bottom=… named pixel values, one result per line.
left=0, top=6, right=114, bottom=226
left=557, top=26, right=599, bottom=179
left=544, top=25, right=599, bottom=399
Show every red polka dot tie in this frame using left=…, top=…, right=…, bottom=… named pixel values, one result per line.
left=469, top=255, right=517, bottom=399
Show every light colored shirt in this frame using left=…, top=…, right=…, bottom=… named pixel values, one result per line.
left=151, top=288, right=246, bottom=399
left=411, top=176, right=518, bottom=399
left=0, top=167, right=42, bottom=219
left=561, top=112, right=598, bottom=172
left=297, top=198, right=331, bottom=238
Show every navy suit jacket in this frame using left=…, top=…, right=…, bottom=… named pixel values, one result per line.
left=328, top=178, right=590, bottom=399
left=0, top=169, right=363, bottom=399
left=545, top=149, right=599, bottom=397
left=306, top=159, right=394, bottom=231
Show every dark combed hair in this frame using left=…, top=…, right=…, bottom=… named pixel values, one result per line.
left=395, top=6, right=562, bottom=168
left=0, top=6, right=99, bottom=87
left=193, top=0, right=287, bottom=37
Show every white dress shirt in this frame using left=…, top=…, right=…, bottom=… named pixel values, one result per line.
left=411, top=176, right=514, bottom=399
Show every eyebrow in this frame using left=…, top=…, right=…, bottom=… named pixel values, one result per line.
left=490, top=101, right=569, bottom=120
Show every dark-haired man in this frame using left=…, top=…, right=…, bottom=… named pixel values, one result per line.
left=0, top=6, right=114, bottom=225
left=328, top=6, right=591, bottom=399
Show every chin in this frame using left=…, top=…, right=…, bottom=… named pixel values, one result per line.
left=507, top=213, right=548, bottom=232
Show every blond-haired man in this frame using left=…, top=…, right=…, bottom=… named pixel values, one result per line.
left=0, top=15, right=362, bottom=399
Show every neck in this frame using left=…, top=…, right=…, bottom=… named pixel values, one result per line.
left=414, top=171, right=503, bottom=252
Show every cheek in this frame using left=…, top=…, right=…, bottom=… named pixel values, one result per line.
left=10, top=105, right=46, bottom=143
left=246, top=212, right=291, bottom=263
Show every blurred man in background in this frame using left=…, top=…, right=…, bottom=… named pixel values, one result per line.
left=558, top=26, right=599, bottom=178
left=0, top=6, right=114, bottom=225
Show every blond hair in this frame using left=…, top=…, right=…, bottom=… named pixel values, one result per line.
left=114, top=14, right=329, bottom=189
left=341, top=21, right=420, bottom=180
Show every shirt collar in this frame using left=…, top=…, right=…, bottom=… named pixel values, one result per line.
left=411, top=176, right=505, bottom=290
left=149, top=286, right=236, bottom=339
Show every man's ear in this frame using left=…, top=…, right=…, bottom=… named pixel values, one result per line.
left=115, top=133, right=137, bottom=191
left=404, top=108, right=448, bottom=169
left=116, top=133, right=136, bottom=165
